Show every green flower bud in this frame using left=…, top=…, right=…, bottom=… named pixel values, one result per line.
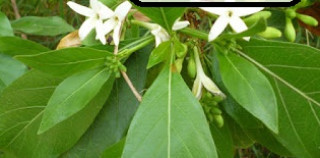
left=175, top=42, right=188, bottom=58
left=187, top=56, right=196, bottom=78
left=284, top=17, right=296, bottom=42
left=296, top=13, right=318, bottom=27
left=210, top=107, right=222, bottom=115
left=243, top=11, right=272, bottom=26
left=213, top=115, right=224, bottom=128
left=213, top=95, right=224, bottom=103
left=258, top=27, right=282, bottom=39
left=285, top=9, right=296, bottom=19
left=175, top=58, right=184, bottom=73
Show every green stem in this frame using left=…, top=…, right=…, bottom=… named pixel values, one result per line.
left=178, top=28, right=208, bottom=41
left=118, top=36, right=154, bottom=59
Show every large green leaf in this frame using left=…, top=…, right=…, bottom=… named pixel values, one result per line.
left=133, top=6, right=185, bottom=31
left=123, top=64, right=218, bottom=158
left=11, top=16, right=74, bottom=36
left=16, top=47, right=112, bottom=77
left=210, top=56, right=292, bottom=156
left=38, top=67, right=114, bottom=134
left=217, top=52, right=278, bottom=133
left=0, top=54, right=27, bottom=93
left=0, top=37, right=49, bottom=56
left=0, top=70, right=112, bottom=157
left=209, top=122, right=234, bottom=158
left=62, top=46, right=151, bottom=158
left=0, top=11, right=14, bottom=37
left=237, top=38, right=320, bottom=158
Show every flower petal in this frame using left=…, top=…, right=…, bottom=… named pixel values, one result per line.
left=90, top=0, right=114, bottom=19
left=95, top=20, right=107, bottom=45
left=102, top=18, right=117, bottom=35
left=113, top=22, right=122, bottom=46
left=208, top=15, right=229, bottom=41
left=232, top=7, right=264, bottom=17
left=115, top=1, right=132, bottom=21
left=229, top=16, right=250, bottom=40
left=67, top=1, right=95, bottom=17
left=79, top=18, right=96, bottom=40
left=192, top=76, right=203, bottom=100
left=201, top=75, right=225, bottom=97
left=200, top=7, right=227, bottom=15
left=172, top=21, right=190, bottom=31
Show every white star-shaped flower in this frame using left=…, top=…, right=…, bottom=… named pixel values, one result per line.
left=101, top=1, right=132, bottom=46
left=200, top=7, right=264, bottom=41
left=138, top=19, right=189, bottom=47
left=67, top=0, right=114, bottom=44
left=192, top=48, right=225, bottom=99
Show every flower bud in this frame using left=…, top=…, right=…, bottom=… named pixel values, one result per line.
left=210, top=107, right=222, bottom=115
left=243, top=11, right=272, bottom=26
left=284, top=17, right=296, bottom=42
left=296, top=13, right=318, bottom=27
left=187, top=56, right=196, bottom=78
left=213, top=115, right=224, bottom=128
left=258, top=27, right=282, bottom=39
left=175, top=58, right=184, bottom=73
left=285, top=9, right=296, bottom=19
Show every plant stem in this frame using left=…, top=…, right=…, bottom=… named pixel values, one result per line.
left=10, top=0, right=27, bottom=39
left=178, top=28, right=208, bottom=41
left=121, top=71, right=142, bottom=102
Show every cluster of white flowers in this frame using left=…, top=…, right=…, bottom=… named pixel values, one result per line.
left=67, top=0, right=132, bottom=46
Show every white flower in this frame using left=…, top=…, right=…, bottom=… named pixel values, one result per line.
left=101, top=1, right=132, bottom=46
left=138, top=19, right=189, bottom=47
left=200, top=7, right=264, bottom=41
left=67, top=0, right=131, bottom=45
left=67, top=0, right=114, bottom=44
left=192, top=48, right=225, bottom=99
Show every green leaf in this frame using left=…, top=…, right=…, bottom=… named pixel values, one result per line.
left=147, top=41, right=171, bottom=69
left=0, top=36, right=49, bottom=56
left=15, top=47, right=112, bottom=77
left=101, top=138, right=126, bottom=158
left=226, top=116, right=254, bottom=148
left=62, top=46, right=151, bottom=158
left=217, top=52, right=278, bottom=133
left=0, top=11, right=14, bottom=37
left=123, top=65, right=218, bottom=158
left=238, top=38, right=320, bottom=157
left=38, top=68, right=114, bottom=134
left=0, top=54, right=27, bottom=93
left=209, top=122, right=234, bottom=158
left=0, top=70, right=112, bottom=157
left=11, top=16, right=74, bottom=36
left=133, top=6, right=185, bottom=31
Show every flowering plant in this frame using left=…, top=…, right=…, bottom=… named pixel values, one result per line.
left=0, top=0, right=319, bottom=157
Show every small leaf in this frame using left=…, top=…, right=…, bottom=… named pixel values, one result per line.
left=133, top=6, right=185, bottom=31
left=0, top=54, right=27, bottom=92
left=217, top=52, right=278, bottom=133
left=11, top=16, right=74, bottom=36
left=15, top=47, right=112, bottom=77
left=0, top=36, right=49, bottom=56
left=147, top=41, right=171, bottom=69
left=0, top=11, right=14, bottom=37
left=123, top=65, right=218, bottom=158
left=38, top=68, right=114, bottom=134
